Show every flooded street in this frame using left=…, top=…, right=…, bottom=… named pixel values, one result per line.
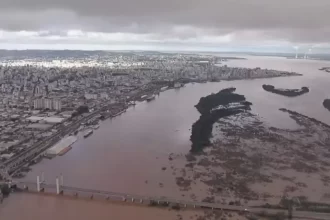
left=2, top=56, right=330, bottom=219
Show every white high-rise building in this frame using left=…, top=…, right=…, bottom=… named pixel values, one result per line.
left=33, top=98, right=61, bottom=110
left=85, top=93, right=98, bottom=100
left=35, top=86, right=41, bottom=95
left=44, top=99, right=53, bottom=109
left=33, top=99, right=44, bottom=109
left=53, top=100, right=62, bottom=111
left=100, top=93, right=109, bottom=99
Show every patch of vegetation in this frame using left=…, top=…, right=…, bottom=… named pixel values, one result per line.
left=291, top=161, right=318, bottom=173
left=175, top=177, right=192, bottom=188
left=149, top=200, right=169, bottom=207
left=297, top=199, right=330, bottom=213
left=171, top=203, right=181, bottom=210
left=202, top=196, right=215, bottom=203
left=72, top=105, right=89, bottom=117
left=263, top=84, right=309, bottom=97
left=195, top=87, right=245, bottom=114
left=258, top=211, right=287, bottom=220
left=190, top=88, right=251, bottom=152
left=324, top=99, right=330, bottom=112
left=0, top=184, right=11, bottom=196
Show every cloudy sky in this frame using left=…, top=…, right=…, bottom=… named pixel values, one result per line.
left=1, top=0, right=330, bottom=52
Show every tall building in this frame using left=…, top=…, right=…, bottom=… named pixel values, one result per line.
left=100, top=93, right=109, bottom=99
left=53, top=100, right=62, bottom=111
left=33, top=99, right=44, bottom=109
left=35, top=86, right=41, bottom=95
left=44, top=99, right=53, bottom=110
left=33, top=98, right=62, bottom=111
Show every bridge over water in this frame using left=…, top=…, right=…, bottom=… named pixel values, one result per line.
left=1, top=176, right=328, bottom=220
left=16, top=178, right=240, bottom=210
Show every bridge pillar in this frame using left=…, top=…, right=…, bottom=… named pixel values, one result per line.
left=56, top=177, right=60, bottom=194
left=37, top=176, right=41, bottom=192
left=131, top=198, right=134, bottom=202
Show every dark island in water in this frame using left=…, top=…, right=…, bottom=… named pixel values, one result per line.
left=190, top=88, right=252, bottom=153
left=262, top=84, right=309, bottom=97
left=319, top=67, right=330, bottom=72
left=323, top=99, right=330, bottom=112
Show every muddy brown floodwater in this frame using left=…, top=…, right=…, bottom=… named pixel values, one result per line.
left=0, top=193, right=248, bottom=220
left=2, top=56, right=330, bottom=219
left=0, top=193, right=203, bottom=220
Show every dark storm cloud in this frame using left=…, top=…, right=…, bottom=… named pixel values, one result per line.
left=1, top=0, right=330, bottom=44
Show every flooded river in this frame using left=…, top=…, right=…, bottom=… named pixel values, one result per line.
left=0, top=193, right=200, bottom=220
left=2, top=56, right=330, bottom=219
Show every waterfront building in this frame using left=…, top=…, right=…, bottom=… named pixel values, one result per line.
left=53, top=100, right=62, bottom=111
left=33, top=99, right=44, bottom=109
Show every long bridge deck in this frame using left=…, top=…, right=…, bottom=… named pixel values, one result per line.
left=9, top=181, right=330, bottom=220
left=17, top=181, right=240, bottom=210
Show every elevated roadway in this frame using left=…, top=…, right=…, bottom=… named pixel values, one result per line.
left=12, top=181, right=330, bottom=220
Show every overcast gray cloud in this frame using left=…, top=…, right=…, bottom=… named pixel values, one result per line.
left=0, top=0, right=330, bottom=51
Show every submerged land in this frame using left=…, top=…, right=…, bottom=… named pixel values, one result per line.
left=190, top=88, right=251, bottom=153
left=262, top=84, right=309, bottom=97
left=320, top=67, right=330, bottom=72
left=173, top=90, right=330, bottom=213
